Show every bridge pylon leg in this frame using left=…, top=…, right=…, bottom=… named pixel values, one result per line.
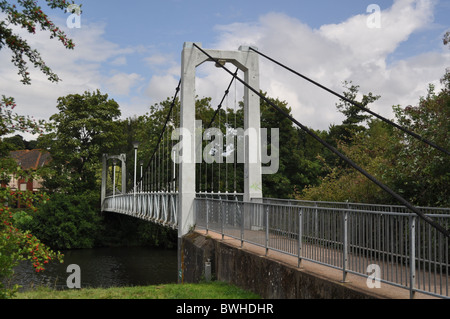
left=178, top=42, right=262, bottom=283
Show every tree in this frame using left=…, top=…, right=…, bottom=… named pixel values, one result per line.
left=1, top=0, right=78, bottom=143
left=329, top=81, right=380, bottom=144
left=0, top=1, right=79, bottom=298
left=39, top=90, right=123, bottom=194
left=1, top=192, right=63, bottom=298
left=0, top=110, right=63, bottom=299
left=388, top=71, right=450, bottom=206
left=22, top=192, right=102, bottom=250
left=0, top=0, right=76, bottom=86
left=298, top=69, right=450, bottom=207
left=1, top=134, right=37, bottom=150
left=259, top=94, right=321, bottom=199
left=299, top=119, right=396, bottom=203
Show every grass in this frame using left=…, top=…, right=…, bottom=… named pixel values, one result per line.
left=13, top=281, right=261, bottom=299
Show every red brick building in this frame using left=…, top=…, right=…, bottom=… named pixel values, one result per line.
left=3, top=149, right=52, bottom=192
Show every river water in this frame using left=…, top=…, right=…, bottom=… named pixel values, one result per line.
left=8, top=246, right=178, bottom=291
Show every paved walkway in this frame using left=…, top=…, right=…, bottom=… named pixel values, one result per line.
left=195, top=229, right=441, bottom=299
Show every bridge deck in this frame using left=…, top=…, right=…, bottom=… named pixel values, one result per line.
left=195, top=229, right=439, bottom=299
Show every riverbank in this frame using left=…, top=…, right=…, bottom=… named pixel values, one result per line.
left=14, top=281, right=261, bottom=299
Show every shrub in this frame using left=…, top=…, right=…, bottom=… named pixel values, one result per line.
left=25, top=192, right=102, bottom=250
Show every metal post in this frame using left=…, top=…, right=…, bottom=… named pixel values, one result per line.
left=343, top=211, right=349, bottom=283
left=221, top=201, right=225, bottom=240
left=206, top=199, right=209, bottom=235
left=240, top=202, right=244, bottom=248
left=298, top=208, right=303, bottom=268
left=112, top=159, right=117, bottom=210
left=265, top=205, right=269, bottom=256
left=172, top=149, right=176, bottom=193
left=410, top=215, right=416, bottom=299
left=133, top=141, right=140, bottom=212
left=205, top=259, right=211, bottom=282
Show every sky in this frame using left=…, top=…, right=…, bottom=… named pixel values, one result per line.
left=1, top=0, right=449, bottom=140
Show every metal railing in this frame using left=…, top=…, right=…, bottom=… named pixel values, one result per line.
left=103, top=192, right=178, bottom=228
left=262, top=198, right=450, bottom=215
left=195, top=198, right=450, bottom=299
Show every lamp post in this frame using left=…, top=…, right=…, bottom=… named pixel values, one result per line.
left=132, top=141, right=140, bottom=212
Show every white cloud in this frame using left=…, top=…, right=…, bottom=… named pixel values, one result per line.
left=200, top=0, right=449, bottom=130
left=110, top=56, right=127, bottom=66
left=145, top=74, right=180, bottom=105
left=319, top=0, right=435, bottom=64
left=0, top=18, right=142, bottom=129
left=145, top=54, right=173, bottom=67
left=3, top=0, right=448, bottom=144
left=104, top=72, right=143, bottom=96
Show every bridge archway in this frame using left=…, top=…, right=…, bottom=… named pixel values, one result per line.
left=178, top=42, right=263, bottom=238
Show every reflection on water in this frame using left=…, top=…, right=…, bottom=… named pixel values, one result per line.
left=9, top=247, right=178, bottom=291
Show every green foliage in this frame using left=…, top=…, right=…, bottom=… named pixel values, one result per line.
left=0, top=189, right=63, bottom=299
left=1, top=0, right=78, bottom=116
left=259, top=94, right=321, bottom=198
left=388, top=72, right=450, bottom=206
left=0, top=0, right=76, bottom=85
left=136, top=222, right=177, bottom=249
left=300, top=120, right=396, bottom=203
left=0, top=2, right=80, bottom=299
left=22, top=192, right=102, bottom=250
left=100, top=213, right=177, bottom=249
left=39, top=90, right=123, bottom=194
left=336, top=81, right=380, bottom=127
left=298, top=70, right=449, bottom=207
left=0, top=95, right=46, bottom=137
left=1, top=134, right=38, bottom=151
left=327, top=81, right=381, bottom=149
left=127, top=92, right=325, bottom=198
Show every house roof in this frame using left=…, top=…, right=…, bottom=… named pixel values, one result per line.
left=9, top=149, right=52, bottom=170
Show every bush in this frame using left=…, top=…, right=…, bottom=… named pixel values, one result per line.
left=1, top=189, right=63, bottom=299
left=24, top=192, right=102, bottom=250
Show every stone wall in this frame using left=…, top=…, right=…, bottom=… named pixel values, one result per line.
left=182, top=232, right=376, bottom=299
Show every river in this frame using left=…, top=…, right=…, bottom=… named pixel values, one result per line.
left=8, top=246, right=178, bottom=291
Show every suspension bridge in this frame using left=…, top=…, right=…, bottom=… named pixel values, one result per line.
left=100, top=42, right=450, bottom=299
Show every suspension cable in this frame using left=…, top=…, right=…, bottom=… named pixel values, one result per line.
left=137, top=79, right=181, bottom=188
left=200, top=69, right=239, bottom=194
left=193, top=43, right=450, bottom=239
left=234, top=77, right=237, bottom=193
left=249, top=48, right=450, bottom=156
left=206, top=68, right=239, bottom=130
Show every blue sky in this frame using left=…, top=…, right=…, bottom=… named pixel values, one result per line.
left=1, top=0, right=449, bottom=137
left=77, top=0, right=447, bottom=71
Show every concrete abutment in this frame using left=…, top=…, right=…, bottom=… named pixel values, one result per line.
left=182, top=231, right=380, bottom=299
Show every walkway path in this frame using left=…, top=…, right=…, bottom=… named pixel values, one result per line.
left=195, top=229, right=439, bottom=299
